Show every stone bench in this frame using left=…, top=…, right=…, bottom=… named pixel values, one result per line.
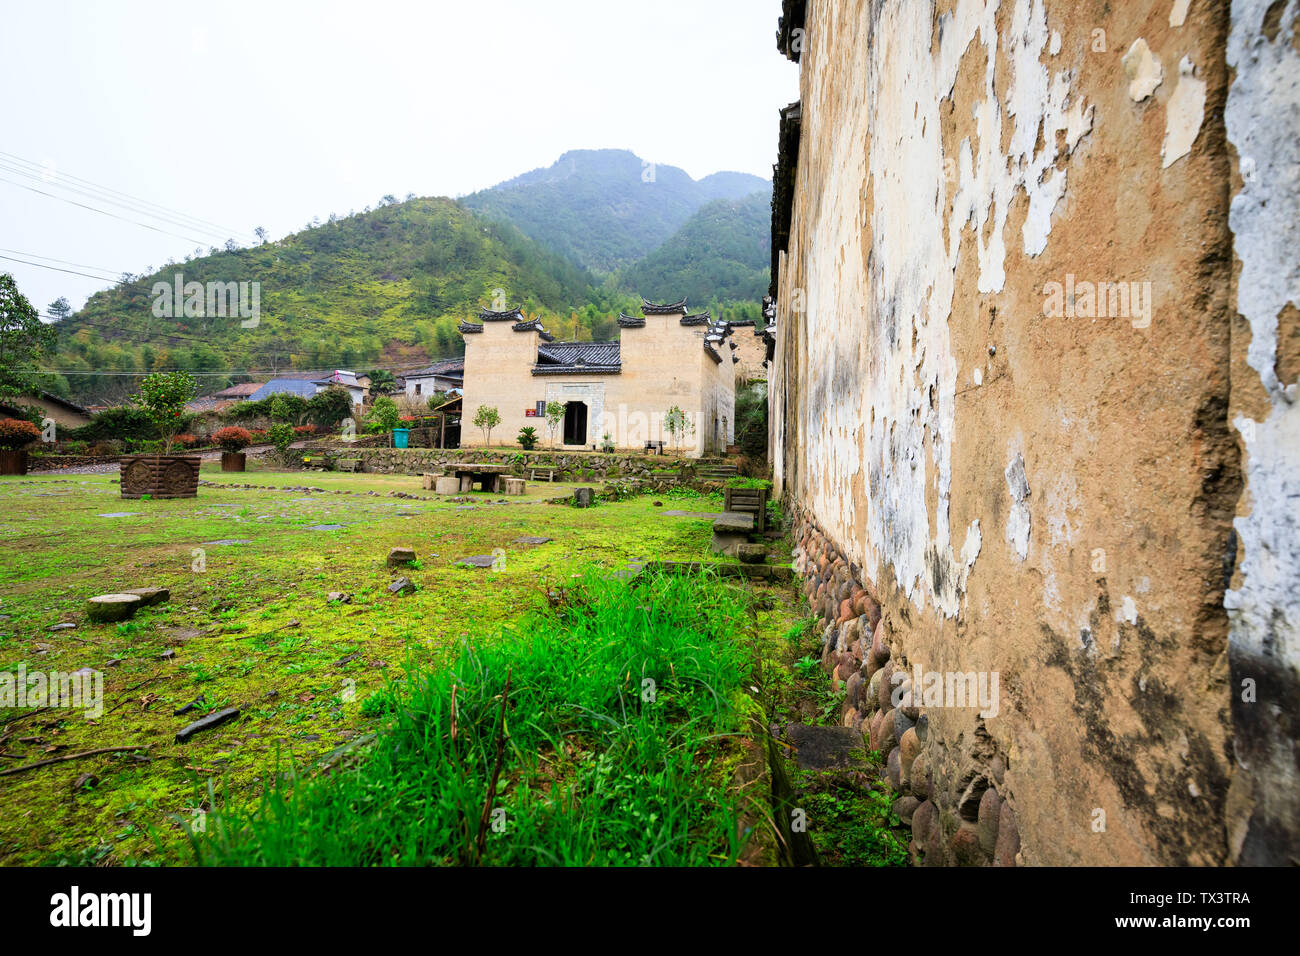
left=711, top=511, right=754, bottom=556
left=336, top=458, right=362, bottom=473
left=503, top=477, right=526, bottom=495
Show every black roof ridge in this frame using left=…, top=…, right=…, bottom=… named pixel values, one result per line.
left=641, top=297, right=687, bottom=314
left=479, top=305, right=524, bottom=320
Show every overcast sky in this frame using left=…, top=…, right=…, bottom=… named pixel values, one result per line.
left=0, top=0, right=798, bottom=316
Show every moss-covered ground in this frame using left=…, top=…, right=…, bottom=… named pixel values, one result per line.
left=0, top=460, right=782, bottom=866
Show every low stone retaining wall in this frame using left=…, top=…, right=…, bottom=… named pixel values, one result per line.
left=296, top=446, right=711, bottom=482
left=29, top=454, right=122, bottom=471
left=793, top=507, right=1020, bottom=867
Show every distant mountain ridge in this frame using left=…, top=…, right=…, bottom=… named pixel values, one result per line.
left=461, top=148, right=769, bottom=273
left=43, top=149, right=771, bottom=404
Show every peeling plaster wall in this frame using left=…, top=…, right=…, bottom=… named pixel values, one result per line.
left=773, top=0, right=1298, bottom=864
left=1223, top=0, right=1300, bottom=866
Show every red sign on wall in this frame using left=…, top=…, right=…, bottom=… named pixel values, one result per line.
left=524, top=409, right=537, bottom=417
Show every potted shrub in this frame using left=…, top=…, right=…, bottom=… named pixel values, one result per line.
left=0, top=418, right=41, bottom=475
left=517, top=426, right=539, bottom=450
left=119, top=371, right=202, bottom=499
left=213, top=426, right=252, bottom=471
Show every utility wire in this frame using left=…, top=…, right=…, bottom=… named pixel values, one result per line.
left=0, top=150, right=255, bottom=243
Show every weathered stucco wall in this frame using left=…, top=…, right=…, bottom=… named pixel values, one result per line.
left=772, top=0, right=1298, bottom=864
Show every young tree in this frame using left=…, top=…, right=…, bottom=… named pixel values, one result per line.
left=366, top=396, right=401, bottom=435
left=664, top=405, right=695, bottom=452
left=47, top=297, right=72, bottom=323
left=0, top=273, right=57, bottom=397
left=134, top=371, right=198, bottom=455
left=254, top=226, right=269, bottom=244
left=473, top=405, right=501, bottom=446
left=544, top=401, right=566, bottom=449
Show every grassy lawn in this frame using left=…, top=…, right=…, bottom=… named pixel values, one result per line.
left=0, top=462, right=791, bottom=866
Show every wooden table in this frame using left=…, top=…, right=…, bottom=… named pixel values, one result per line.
left=452, top=463, right=513, bottom=492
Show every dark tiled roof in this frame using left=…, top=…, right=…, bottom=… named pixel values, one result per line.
left=726, top=319, right=757, bottom=328
left=459, top=320, right=484, bottom=334
left=532, top=341, right=622, bottom=375
left=407, top=359, right=464, bottom=378
left=248, top=379, right=318, bottom=401
left=681, top=311, right=711, bottom=326
left=479, top=306, right=524, bottom=321
left=513, top=318, right=555, bottom=341
left=641, top=298, right=687, bottom=315
left=617, top=313, right=645, bottom=328
left=704, top=343, right=723, bottom=364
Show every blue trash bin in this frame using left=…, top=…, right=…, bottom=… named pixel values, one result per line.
left=393, top=428, right=410, bottom=449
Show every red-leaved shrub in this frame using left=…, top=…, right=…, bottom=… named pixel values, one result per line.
left=0, top=418, right=42, bottom=450
left=213, top=426, right=253, bottom=453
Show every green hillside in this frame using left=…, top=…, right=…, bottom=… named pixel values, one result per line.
left=619, top=192, right=771, bottom=305
left=461, top=149, right=769, bottom=273
left=47, top=199, right=618, bottom=403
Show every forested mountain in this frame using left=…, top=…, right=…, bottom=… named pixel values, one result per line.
left=41, top=150, right=772, bottom=404
left=619, top=192, right=771, bottom=305
left=460, top=149, right=769, bottom=273
left=46, top=199, right=618, bottom=403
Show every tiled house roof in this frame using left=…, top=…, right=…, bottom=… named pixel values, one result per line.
left=248, top=379, right=318, bottom=401
left=479, top=306, right=524, bottom=321
left=512, top=318, right=555, bottom=341
left=459, top=320, right=484, bottom=334
left=617, top=312, right=645, bottom=328
left=406, top=360, right=465, bottom=380
left=641, top=298, right=688, bottom=315
left=681, top=311, right=711, bottom=326
left=532, top=341, right=622, bottom=375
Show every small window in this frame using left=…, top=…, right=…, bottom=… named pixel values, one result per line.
left=537, top=400, right=546, bottom=415
left=415, top=383, right=421, bottom=395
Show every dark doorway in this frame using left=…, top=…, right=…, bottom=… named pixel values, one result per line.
left=563, top=401, right=588, bottom=445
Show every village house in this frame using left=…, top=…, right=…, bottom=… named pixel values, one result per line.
left=400, top=359, right=464, bottom=400
left=458, top=300, right=738, bottom=457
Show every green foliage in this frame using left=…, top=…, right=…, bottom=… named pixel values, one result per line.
left=268, top=393, right=307, bottom=424
left=734, top=381, right=768, bottom=461
left=664, top=405, right=694, bottom=451
left=472, top=405, right=501, bottom=444
left=306, top=386, right=354, bottom=427
left=516, top=426, right=539, bottom=450
left=366, top=396, right=401, bottom=434
left=600, top=432, right=615, bottom=453
left=268, top=422, right=294, bottom=453
left=133, top=371, right=198, bottom=454
left=365, top=369, right=396, bottom=394
left=186, top=568, right=755, bottom=866
left=544, top=400, right=565, bottom=448
left=68, top=405, right=159, bottom=442
left=45, top=199, right=604, bottom=404
left=0, top=272, right=57, bottom=397
left=462, top=149, right=768, bottom=273
left=620, top=192, right=772, bottom=305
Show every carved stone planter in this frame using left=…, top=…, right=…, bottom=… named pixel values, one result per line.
left=221, top=452, right=246, bottom=472
left=0, top=449, right=28, bottom=476
left=120, top=455, right=201, bottom=499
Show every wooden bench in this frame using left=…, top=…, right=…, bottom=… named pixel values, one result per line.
left=530, top=468, right=556, bottom=482
left=336, top=458, right=362, bottom=473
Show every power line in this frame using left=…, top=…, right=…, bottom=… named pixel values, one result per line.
left=0, top=151, right=255, bottom=243
left=0, top=175, right=229, bottom=246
